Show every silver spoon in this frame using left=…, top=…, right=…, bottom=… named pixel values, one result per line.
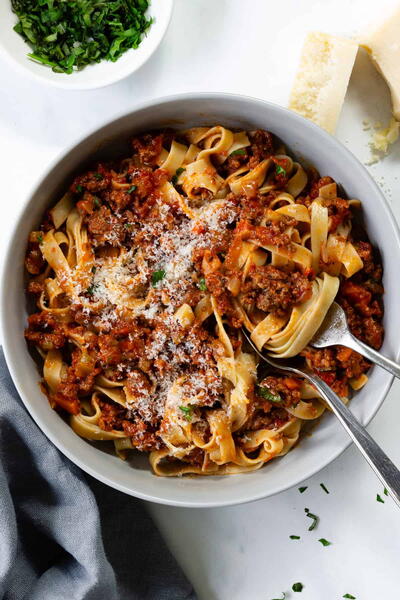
left=241, top=328, right=400, bottom=507
left=311, top=302, right=400, bottom=378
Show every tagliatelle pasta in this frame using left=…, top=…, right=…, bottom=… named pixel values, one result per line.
left=24, top=126, right=384, bottom=476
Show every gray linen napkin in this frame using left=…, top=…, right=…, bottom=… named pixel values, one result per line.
left=0, top=349, right=196, bottom=600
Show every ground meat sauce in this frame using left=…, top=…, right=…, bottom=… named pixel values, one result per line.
left=24, top=127, right=384, bottom=465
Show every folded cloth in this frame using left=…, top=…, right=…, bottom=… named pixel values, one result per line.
left=0, top=349, right=196, bottom=600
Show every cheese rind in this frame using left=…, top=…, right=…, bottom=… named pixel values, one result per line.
left=361, top=7, right=400, bottom=121
left=289, top=32, right=359, bottom=134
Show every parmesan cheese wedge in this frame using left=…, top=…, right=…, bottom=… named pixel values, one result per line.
left=289, top=32, right=359, bottom=134
left=361, top=7, right=400, bottom=121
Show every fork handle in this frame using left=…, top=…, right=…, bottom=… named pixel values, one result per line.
left=305, top=373, right=400, bottom=508
left=344, top=335, right=400, bottom=380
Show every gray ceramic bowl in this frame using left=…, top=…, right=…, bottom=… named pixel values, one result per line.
left=3, top=93, right=400, bottom=507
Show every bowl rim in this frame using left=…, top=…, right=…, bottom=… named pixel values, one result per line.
left=0, top=0, right=174, bottom=91
left=2, top=92, right=399, bottom=507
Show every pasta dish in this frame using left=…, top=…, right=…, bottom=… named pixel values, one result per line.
left=24, top=126, right=384, bottom=476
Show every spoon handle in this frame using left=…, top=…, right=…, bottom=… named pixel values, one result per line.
left=345, top=335, right=400, bottom=380
left=306, top=373, right=400, bottom=507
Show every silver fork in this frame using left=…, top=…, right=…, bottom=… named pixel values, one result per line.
left=241, top=327, right=400, bottom=507
left=311, top=302, right=400, bottom=379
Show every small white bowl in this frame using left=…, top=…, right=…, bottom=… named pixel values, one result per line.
left=3, top=93, right=400, bottom=507
left=0, top=1, right=173, bottom=90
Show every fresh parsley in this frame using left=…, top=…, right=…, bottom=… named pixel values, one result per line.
left=198, top=278, right=207, bottom=291
left=179, top=406, right=193, bottom=422
left=275, top=164, right=287, bottom=176
left=304, top=508, right=318, bottom=531
left=384, top=488, right=388, bottom=496
left=376, top=494, right=385, bottom=503
left=229, top=148, right=246, bottom=157
left=298, top=486, right=307, bottom=493
left=124, top=223, right=133, bottom=230
left=152, top=269, right=166, bottom=287
left=86, top=283, right=98, bottom=296
left=37, top=233, right=43, bottom=243
left=318, top=538, right=332, bottom=546
left=12, top=0, right=153, bottom=74
left=343, top=594, right=356, bottom=599
left=256, top=385, right=282, bottom=403
left=127, top=185, right=137, bottom=194
left=292, top=583, right=303, bottom=593
left=289, top=535, right=300, bottom=540
left=171, top=167, right=185, bottom=186
left=320, top=483, right=329, bottom=494
left=91, top=266, right=96, bottom=274
left=93, top=198, right=101, bottom=208
left=76, top=184, right=83, bottom=194
left=94, top=172, right=103, bottom=181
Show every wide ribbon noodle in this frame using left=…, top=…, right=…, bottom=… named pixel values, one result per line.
left=24, top=125, right=383, bottom=477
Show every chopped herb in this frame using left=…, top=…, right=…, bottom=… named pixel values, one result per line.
left=198, top=278, right=207, bottom=291
left=124, top=223, right=133, bottom=230
left=318, top=538, right=332, bottom=546
left=292, top=583, right=303, bottom=593
left=343, top=594, right=356, bottom=599
left=86, top=283, right=98, bottom=296
left=94, top=172, right=103, bottom=181
left=229, top=148, right=246, bottom=157
left=152, top=269, right=166, bottom=287
left=376, top=494, right=385, bottom=503
left=320, top=483, right=329, bottom=494
left=171, top=167, right=185, bottom=186
left=76, top=184, right=83, bottom=194
left=271, top=594, right=286, bottom=600
left=37, top=233, right=43, bottom=243
left=384, top=488, right=388, bottom=496
left=275, top=164, right=287, bottom=176
left=289, top=535, right=300, bottom=540
left=179, top=405, right=193, bottom=422
left=298, top=486, right=308, bottom=493
left=256, top=385, right=282, bottom=403
left=12, top=0, right=153, bottom=74
left=93, top=198, right=101, bottom=208
left=91, top=266, right=96, bottom=274
left=127, top=185, right=137, bottom=194
left=304, top=508, right=318, bottom=531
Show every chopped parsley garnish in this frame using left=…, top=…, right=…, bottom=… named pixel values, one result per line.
left=198, top=278, right=207, bottom=291
left=91, top=266, right=96, bottom=274
left=318, top=538, right=332, bottom=546
left=384, top=488, right=388, bottom=496
left=298, top=486, right=308, bottom=493
left=12, top=0, right=153, bottom=74
left=171, top=167, right=185, bottom=186
left=289, top=535, right=300, bottom=540
left=292, top=583, right=303, bottom=593
left=152, top=269, right=166, bottom=287
left=127, top=185, right=137, bottom=194
left=275, top=164, right=287, bottom=176
left=86, top=283, right=98, bottom=296
left=76, top=184, right=83, bottom=194
left=179, top=406, right=193, bottom=422
left=320, top=483, right=329, bottom=494
left=376, top=494, right=385, bottom=503
left=256, top=385, right=282, bottom=403
left=93, top=198, right=101, bottom=208
left=229, top=148, right=246, bottom=157
left=304, top=508, right=318, bottom=531
left=124, top=223, right=133, bottom=230
left=343, top=594, right=356, bottom=599
left=94, top=172, right=103, bottom=181
left=37, top=233, right=43, bottom=243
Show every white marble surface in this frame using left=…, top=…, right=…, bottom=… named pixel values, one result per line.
left=1, top=0, right=400, bottom=598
